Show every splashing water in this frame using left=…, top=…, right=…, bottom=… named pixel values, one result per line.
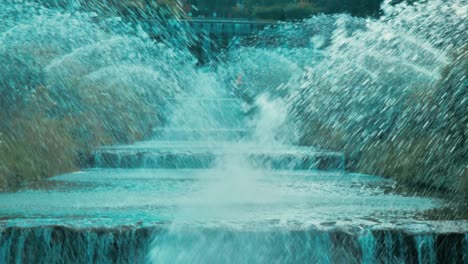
left=148, top=0, right=467, bottom=262
left=0, top=0, right=467, bottom=263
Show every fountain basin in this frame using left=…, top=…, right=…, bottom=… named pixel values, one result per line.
left=1, top=168, right=467, bottom=263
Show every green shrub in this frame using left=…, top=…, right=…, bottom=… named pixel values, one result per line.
left=284, top=3, right=318, bottom=20
left=0, top=61, right=163, bottom=190
left=0, top=80, right=161, bottom=190
left=0, top=113, right=78, bottom=188
left=298, top=46, right=467, bottom=198
left=250, top=2, right=317, bottom=21
left=253, top=5, right=285, bottom=20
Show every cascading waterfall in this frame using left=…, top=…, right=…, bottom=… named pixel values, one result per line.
left=465, top=234, right=468, bottom=261
left=359, top=229, right=376, bottom=264
left=0, top=0, right=467, bottom=263
left=415, top=235, right=436, bottom=264
left=147, top=0, right=466, bottom=262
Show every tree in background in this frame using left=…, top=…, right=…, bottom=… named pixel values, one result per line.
left=311, top=0, right=382, bottom=16
left=36, top=0, right=387, bottom=20
left=187, top=0, right=238, bottom=17
left=36, top=0, right=183, bottom=19
left=244, top=0, right=383, bottom=19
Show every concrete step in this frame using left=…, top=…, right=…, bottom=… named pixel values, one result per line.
left=1, top=225, right=467, bottom=263
left=152, top=128, right=250, bottom=140
left=2, top=168, right=466, bottom=263
left=92, top=141, right=345, bottom=171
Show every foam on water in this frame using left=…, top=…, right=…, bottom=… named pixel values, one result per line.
left=0, top=0, right=467, bottom=263
left=0, top=166, right=467, bottom=262
left=145, top=1, right=467, bottom=262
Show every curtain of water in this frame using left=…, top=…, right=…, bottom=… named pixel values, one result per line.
left=0, top=0, right=466, bottom=263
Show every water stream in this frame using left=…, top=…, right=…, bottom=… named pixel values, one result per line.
left=0, top=0, right=467, bottom=263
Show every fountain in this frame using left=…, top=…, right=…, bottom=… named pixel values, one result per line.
left=0, top=0, right=467, bottom=263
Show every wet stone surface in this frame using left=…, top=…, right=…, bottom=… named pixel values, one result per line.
left=0, top=136, right=467, bottom=263
left=1, top=155, right=467, bottom=263
left=0, top=167, right=465, bottom=228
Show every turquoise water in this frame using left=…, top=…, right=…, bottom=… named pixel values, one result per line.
left=0, top=0, right=467, bottom=262
left=3, top=166, right=467, bottom=263
left=0, top=167, right=451, bottom=228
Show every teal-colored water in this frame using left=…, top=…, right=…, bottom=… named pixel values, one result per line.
left=0, top=0, right=467, bottom=263
left=0, top=167, right=455, bottom=229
